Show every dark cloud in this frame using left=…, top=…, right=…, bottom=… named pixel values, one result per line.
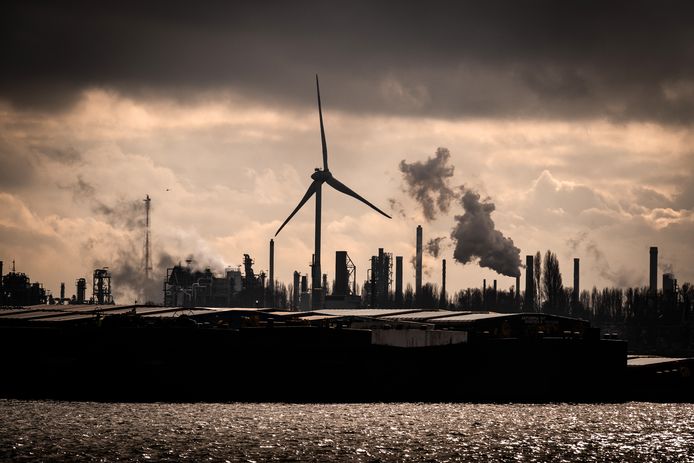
left=425, top=236, right=446, bottom=258
left=2, top=1, right=694, bottom=123
left=399, top=147, right=457, bottom=221
left=451, top=190, right=522, bottom=277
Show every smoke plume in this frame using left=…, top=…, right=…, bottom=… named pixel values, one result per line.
left=399, top=147, right=457, bottom=221
left=451, top=190, right=522, bottom=277
left=426, top=236, right=446, bottom=258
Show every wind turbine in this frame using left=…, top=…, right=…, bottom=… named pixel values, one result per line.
left=275, top=75, right=391, bottom=309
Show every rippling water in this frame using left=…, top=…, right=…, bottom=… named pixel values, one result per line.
left=1, top=400, right=694, bottom=461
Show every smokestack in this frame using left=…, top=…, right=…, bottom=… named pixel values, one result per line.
left=515, top=275, right=520, bottom=301
left=650, top=246, right=658, bottom=296
left=493, top=279, right=497, bottom=309
left=573, top=258, right=580, bottom=303
left=269, top=239, right=275, bottom=308
left=483, top=279, right=487, bottom=308
left=334, top=251, right=349, bottom=297
left=441, top=259, right=446, bottom=308
left=60, top=282, right=65, bottom=304
left=76, top=278, right=86, bottom=304
left=416, top=225, right=423, bottom=300
left=525, top=255, right=535, bottom=312
left=395, top=256, right=403, bottom=305
left=293, top=271, right=300, bottom=310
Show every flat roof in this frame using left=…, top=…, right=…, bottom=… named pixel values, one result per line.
left=627, top=356, right=691, bottom=367
left=382, top=310, right=461, bottom=320
left=312, top=309, right=420, bottom=318
left=432, top=312, right=509, bottom=322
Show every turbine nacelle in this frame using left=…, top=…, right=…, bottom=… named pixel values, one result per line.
left=311, top=169, right=332, bottom=182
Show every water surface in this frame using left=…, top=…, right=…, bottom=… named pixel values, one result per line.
left=1, top=401, right=693, bottom=461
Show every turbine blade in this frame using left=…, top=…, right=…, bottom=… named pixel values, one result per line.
left=275, top=181, right=319, bottom=236
left=316, top=74, right=329, bottom=171
left=326, top=176, right=392, bottom=219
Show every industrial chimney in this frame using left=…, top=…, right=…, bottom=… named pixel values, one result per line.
left=525, top=255, right=535, bottom=312
left=515, top=275, right=520, bottom=301
left=334, top=251, right=349, bottom=297
left=441, top=259, right=446, bottom=308
left=649, top=246, right=658, bottom=296
left=292, top=271, right=300, bottom=310
left=416, top=225, right=423, bottom=301
left=573, top=258, right=580, bottom=304
left=60, top=282, right=65, bottom=304
left=269, top=239, right=275, bottom=308
left=395, top=256, right=403, bottom=305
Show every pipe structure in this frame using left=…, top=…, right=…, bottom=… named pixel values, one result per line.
left=269, top=239, right=275, bottom=308
left=292, top=271, right=300, bottom=310
left=573, top=258, right=580, bottom=304
left=415, top=225, right=423, bottom=301
left=525, top=255, right=535, bottom=312
left=650, top=246, right=658, bottom=296
left=395, top=256, right=403, bottom=305
left=441, top=259, right=446, bottom=308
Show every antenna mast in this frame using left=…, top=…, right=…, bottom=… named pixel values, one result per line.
left=144, top=194, right=152, bottom=280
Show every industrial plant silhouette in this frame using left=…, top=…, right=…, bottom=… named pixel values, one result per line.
left=275, top=75, right=391, bottom=309
left=0, top=77, right=692, bottom=403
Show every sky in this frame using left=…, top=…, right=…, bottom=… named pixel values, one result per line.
left=1, top=0, right=693, bottom=303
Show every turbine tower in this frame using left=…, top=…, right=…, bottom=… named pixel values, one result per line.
left=275, top=75, right=391, bottom=309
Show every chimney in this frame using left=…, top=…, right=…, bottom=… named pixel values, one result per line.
left=650, top=246, right=658, bottom=296
left=60, top=282, right=65, bottom=304
left=483, top=279, right=487, bottom=308
left=415, top=225, right=423, bottom=300
left=515, top=275, right=520, bottom=301
left=441, top=259, right=446, bottom=308
left=493, top=279, right=497, bottom=309
left=525, top=255, right=535, bottom=312
left=334, top=251, right=349, bottom=297
left=269, top=239, right=275, bottom=308
left=292, top=271, right=300, bottom=310
left=573, top=258, right=580, bottom=303
left=395, top=256, right=403, bottom=305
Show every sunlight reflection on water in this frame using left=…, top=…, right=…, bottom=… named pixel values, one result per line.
left=1, top=401, right=694, bottom=461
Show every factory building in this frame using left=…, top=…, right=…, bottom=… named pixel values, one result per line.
left=163, top=254, right=265, bottom=308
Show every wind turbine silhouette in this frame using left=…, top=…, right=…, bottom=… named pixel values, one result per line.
left=275, top=75, right=391, bottom=309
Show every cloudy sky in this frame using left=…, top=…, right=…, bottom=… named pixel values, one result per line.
left=1, top=0, right=693, bottom=302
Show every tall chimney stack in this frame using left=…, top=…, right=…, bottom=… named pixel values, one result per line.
left=269, top=239, right=275, bottom=307
left=483, top=279, right=487, bottom=308
left=573, top=258, right=580, bottom=304
left=649, top=246, right=658, bottom=296
left=441, top=259, right=446, bottom=308
left=515, top=275, right=520, bottom=301
left=415, top=225, right=423, bottom=301
left=60, top=282, right=65, bottom=304
left=395, top=256, right=403, bottom=305
left=525, top=255, right=535, bottom=312
left=493, top=279, right=497, bottom=309
left=292, top=271, right=300, bottom=310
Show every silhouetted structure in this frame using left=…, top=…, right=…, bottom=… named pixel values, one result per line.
left=441, top=259, right=447, bottom=308
left=525, top=255, right=535, bottom=312
left=0, top=260, right=47, bottom=306
left=76, top=278, right=86, bottom=304
left=144, top=195, right=152, bottom=281
left=164, top=255, right=265, bottom=307
left=573, top=258, right=580, bottom=304
left=395, top=256, right=403, bottom=305
left=92, top=268, right=113, bottom=304
left=650, top=246, right=658, bottom=296
left=274, top=76, right=390, bottom=310
left=416, top=225, right=423, bottom=301
left=269, top=239, right=275, bottom=308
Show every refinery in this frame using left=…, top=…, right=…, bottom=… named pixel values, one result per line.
left=1, top=78, right=693, bottom=402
